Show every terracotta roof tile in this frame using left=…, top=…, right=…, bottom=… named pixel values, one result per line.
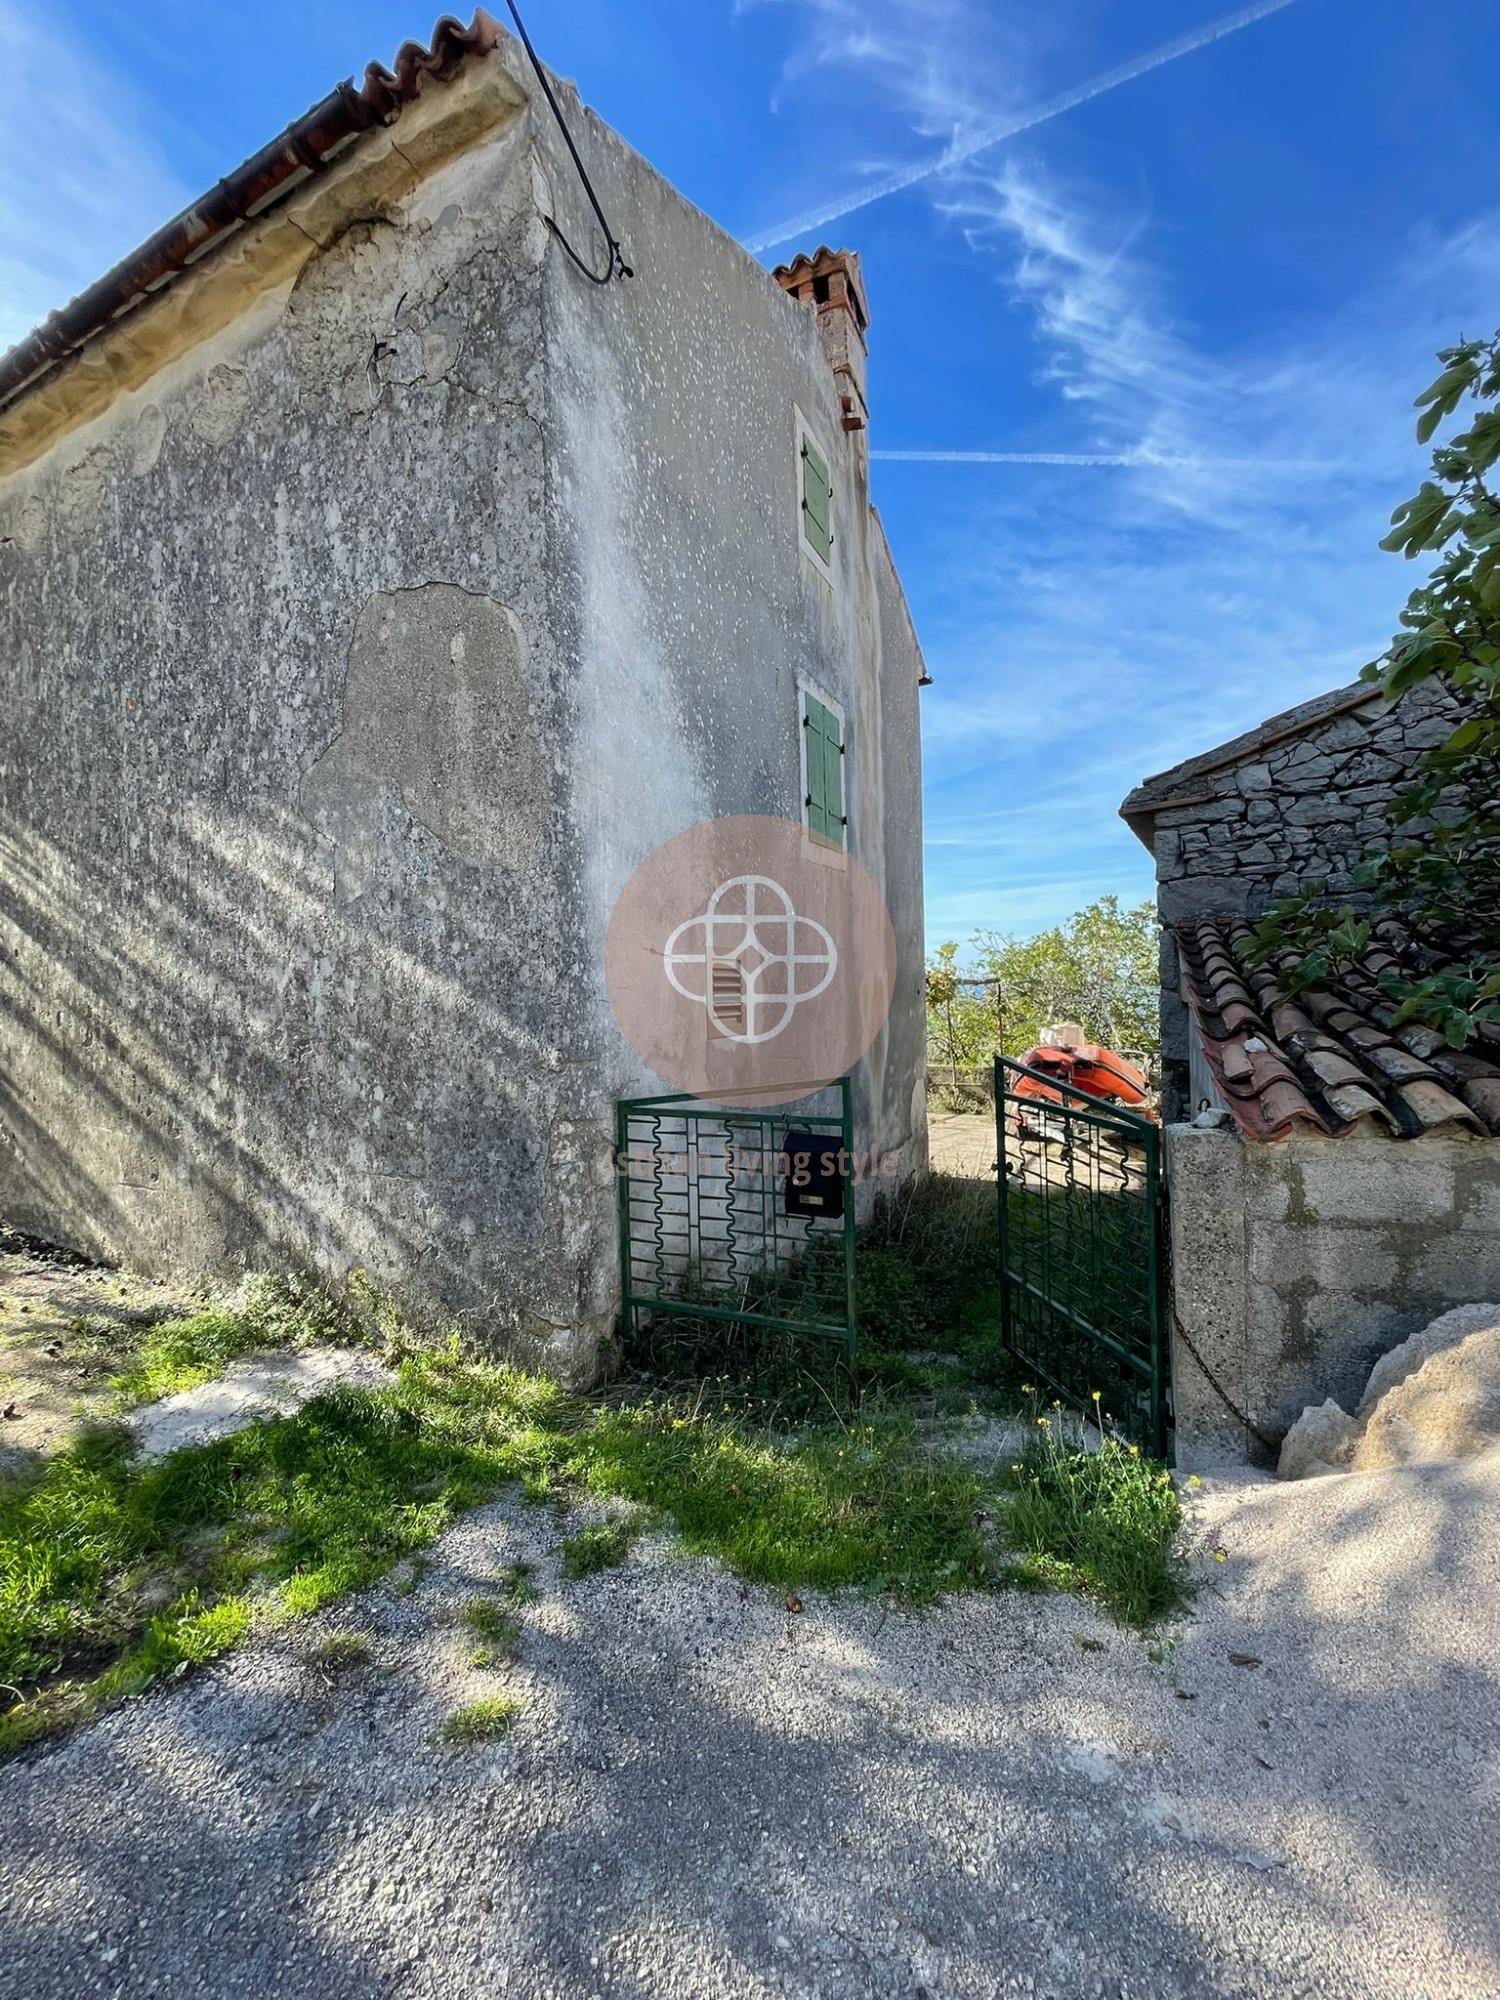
left=1178, top=916, right=1500, bottom=1142
left=0, top=12, right=502, bottom=416
left=1258, top=1077, right=1336, bottom=1137
left=1461, top=1078, right=1500, bottom=1125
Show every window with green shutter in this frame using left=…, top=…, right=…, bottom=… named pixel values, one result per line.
left=802, top=690, right=846, bottom=850
left=799, top=429, right=833, bottom=569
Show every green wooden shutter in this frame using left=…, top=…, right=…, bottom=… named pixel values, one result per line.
left=822, top=703, right=845, bottom=848
left=804, top=693, right=827, bottom=839
left=801, top=435, right=832, bottom=565
left=802, top=693, right=845, bottom=849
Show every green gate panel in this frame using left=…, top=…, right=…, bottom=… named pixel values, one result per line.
left=995, top=1054, right=1171, bottom=1459
left=615, top=1079, right=856, bottom=1364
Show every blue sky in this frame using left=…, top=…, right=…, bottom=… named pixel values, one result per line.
left=4, top=0, right=1499, bottom=955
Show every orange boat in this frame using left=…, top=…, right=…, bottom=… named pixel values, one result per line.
left=1011, top=1024, right=1155, bottom=1124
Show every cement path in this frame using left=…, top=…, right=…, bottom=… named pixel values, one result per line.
left=2, top=1449, right=1496, bottom=2000
left=926, top=1112, right=995, bottom=1179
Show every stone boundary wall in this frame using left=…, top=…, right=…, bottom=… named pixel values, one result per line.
left=1151, top=680, right=1460, bottom=925
left=1148, top=680, right=1461, bottom=1120
left=1166, top=1123, right=1500, bottom=1468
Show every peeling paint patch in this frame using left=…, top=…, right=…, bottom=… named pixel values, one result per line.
left=301, top=583, right=545, bottom=897
left=190, top=364, right=251, bottom=445
left=130, top=405, right=168, bottom=476
left=58, top=446, right=113, bottom=529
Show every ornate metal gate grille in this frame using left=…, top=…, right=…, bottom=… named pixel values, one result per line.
left=614, top=1080, right=856, bottom=1362
left=995, top=1054, right=1171, bottom=1457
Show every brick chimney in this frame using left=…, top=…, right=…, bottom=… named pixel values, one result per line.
left=772, top=247, right=870, bottom=432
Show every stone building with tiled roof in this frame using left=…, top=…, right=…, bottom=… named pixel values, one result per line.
left=0, top=14, right=930, bottom=1378
left=1121, top=683, right=1500, bottom=1467
left=1120, top=675, right=1471, bottom=1127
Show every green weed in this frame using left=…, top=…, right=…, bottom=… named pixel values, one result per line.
left=0, top=1350, right=572, bottom=1751
left=1000, top=1397, right=1190, bottom=1630
left=559, top=1517, right=640, bottom=1579
left=0, top=1347, right=1002, bottom=1753
left=0, top=1218, right=1187, bottom=1761
left=461, top=1596, right=520, bottom=1666
left=107, top=1273, right=368, bottom=1407
left=436, top=1695, right=523, bottom=1746
left=498, top=1560, right=538, bottom=1604
left=619, top=1173, right=1021, bottom=1421
left=576, top=1406, right=991, bottom=1599
left=307, top=1629, right=371, bottom=1676
left=857, top=1173, right=998, bottom=1347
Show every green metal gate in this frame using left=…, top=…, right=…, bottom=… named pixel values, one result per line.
left=995, top=1054, right=1171, bottom=1458
left=615, top=1080, right=856, bottom=1365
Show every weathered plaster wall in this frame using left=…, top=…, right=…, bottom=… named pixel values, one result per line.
left=0, top=40, right=928, bottom=1378
left=1168, top=1123, right=1500, bottom=1465
left=532, top=75, right=927, bottom=1265
left=0, top=94, right=609, bottom=1365
left=1146, top=680, right=1461, bottom=1120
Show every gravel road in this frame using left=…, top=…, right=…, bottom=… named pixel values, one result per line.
left=2, top=1452, right=1497, bottom=2000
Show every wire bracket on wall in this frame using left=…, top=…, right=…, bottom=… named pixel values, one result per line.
left=503, top=0, right=633, bottom=286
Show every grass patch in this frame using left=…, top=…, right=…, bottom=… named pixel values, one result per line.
left=559, top=1517, right=640, bottom=1579
left=307, top=1629, right=371, bottom=1676
left=0, top=1196, right=1185, bottom=1755
left=617, top=1173, right=1021, bottom=1422
left=576, top=1407, right=991, bottom=1600
left=0, top=1352, right=574, bottom=1754
left=390, top=1555, right=427, bottom=1597
left=1000, top=1401, right=1190, bottom=1630
left=105, top=1273, right=368, bottom=1408
left=857, top=1172, right=999, bottom=1353
left=461, top=1596, right=521, bottom=1666
left=498, top=1559, right=538, bottom=1605
left=0, top=1344, right=1002, bottom=1752
left=436, top=1694, right=523, bottom=1746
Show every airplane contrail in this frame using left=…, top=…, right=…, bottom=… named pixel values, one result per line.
left=743, top=0, right=1300, bottom=255
left=870, top=449, right=1333, bottom=470
left=874, top=449, right=1142, bottom=466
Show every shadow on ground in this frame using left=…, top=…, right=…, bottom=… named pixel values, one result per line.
left=0, top=1446, right=1496, bottom=2000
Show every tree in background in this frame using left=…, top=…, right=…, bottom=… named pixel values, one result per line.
left=925, top=941, right=998, bottom=1069
left=1247, top=330, right=1500, bottom=1046
left=927, top=895, right=1159, bottom=1073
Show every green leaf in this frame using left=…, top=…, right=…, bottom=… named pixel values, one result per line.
left=1412, top=356, right=1482, bottom=442
left=1444, top=718, right=1487, bottom=752
left=1452, top=410, right=1500, bottom=476
left=1380, top=482, right=1454, bottom=556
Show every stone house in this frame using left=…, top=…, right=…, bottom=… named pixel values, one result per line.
left=0, top=15, right=929, bottom=1380
left=1121, top=681, right=1500, bottom=1464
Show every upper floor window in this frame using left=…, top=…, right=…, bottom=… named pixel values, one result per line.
left=801, top=686, right=846, bottom=851
left=796, top=410, right=833, bottom=577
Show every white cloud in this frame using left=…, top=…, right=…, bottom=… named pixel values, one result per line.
left=0, top=3, right=187, bottom=353
left=753, top=2, right=1500, bottom=948
left=742, top=0, right=1299, bottom=252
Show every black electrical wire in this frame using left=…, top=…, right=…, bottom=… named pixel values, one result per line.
left=503, top=0, right=633, bottom=285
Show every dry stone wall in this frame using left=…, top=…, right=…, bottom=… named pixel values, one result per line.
left=1135, top=680, right=1462, bottom=1120
left=1151, top=681, right=1461, bottom=925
